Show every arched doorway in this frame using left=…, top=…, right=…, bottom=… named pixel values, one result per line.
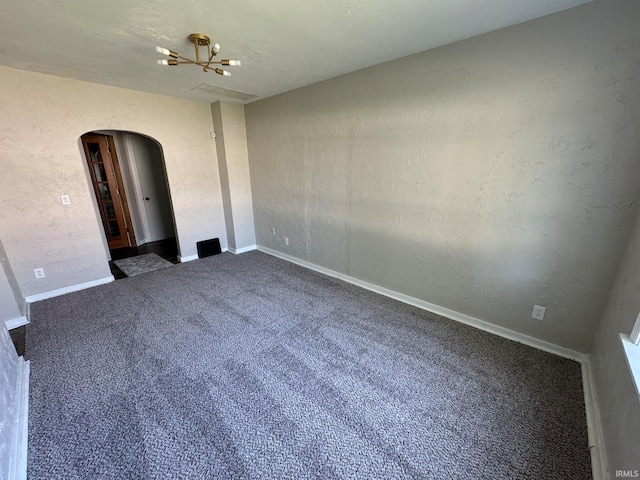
left=80, top=130, right=178, bottom=279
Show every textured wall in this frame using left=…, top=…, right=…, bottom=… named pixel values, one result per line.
left=0, top=266, right=21, bottom=322
left=0, top=239, right=22, bottom=322
left=245, top=0, right=640, bottom=352
left=591, top=210, right=640, bottom=474
left=0, top=324, right=21, bottom=478
left=0, top=66, right=226, bottom=297
left=212, top=101, right=256, bottom=251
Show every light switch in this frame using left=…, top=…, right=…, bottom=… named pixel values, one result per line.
left=61, top=195, right=70, bottom=205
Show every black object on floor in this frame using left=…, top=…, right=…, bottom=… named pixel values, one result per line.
left=197, top=237, right=222, bottom=258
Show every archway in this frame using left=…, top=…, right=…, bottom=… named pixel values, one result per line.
left=79, top=130, right=178, bottom=279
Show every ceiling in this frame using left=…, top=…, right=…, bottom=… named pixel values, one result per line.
left=0, top=0, right=591, bottom=104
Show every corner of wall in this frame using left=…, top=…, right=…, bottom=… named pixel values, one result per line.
left=211, top=100, right=257, bottom=252
left=0, top=238, right=26, bottom=318
left=588, top=209, right=640, bottom=478
left=581, top=357, right=609, bottom=480
left=0, top=322, right=29, bottom=480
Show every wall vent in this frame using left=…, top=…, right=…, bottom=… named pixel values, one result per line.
left=197, top=238, right=222, bottom=258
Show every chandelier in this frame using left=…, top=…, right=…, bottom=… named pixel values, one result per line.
left=156, top=33, right=241, bottom=76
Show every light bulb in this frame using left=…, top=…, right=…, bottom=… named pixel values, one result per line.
left=214, top=68, right=231, bottom=76
left=212, top=43, right=221, bottom=54
left=155, top=46, right=170, bottom=56
left=158, top=59, right=169, bottom=65
left=222, top=60, right=241, bottom=66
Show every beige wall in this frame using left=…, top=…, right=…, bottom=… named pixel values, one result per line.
left=211, top=102, right=238, bottom=250
left=211, top=101, right=256, bottom=252
left=0, top=66, right=226, bottom=298
left=0, top=272, right=21, bottom=322
left=0, top=239, right=23, bottom=322
left=591, top=210, right=640, bottom=474
left=245, top=0, right=640, bottom=352
left=0, top=322, right=26, bottom=478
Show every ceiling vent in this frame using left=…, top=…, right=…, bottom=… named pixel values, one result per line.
left=191, top=83, right=258, bottom=102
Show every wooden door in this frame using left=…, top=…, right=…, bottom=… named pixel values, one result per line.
left=82, top=134, right=136, bottom=249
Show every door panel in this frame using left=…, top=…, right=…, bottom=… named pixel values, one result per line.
left=82, top=134, right=135, bottom=250
left=129, top=135, right=175, bottom=242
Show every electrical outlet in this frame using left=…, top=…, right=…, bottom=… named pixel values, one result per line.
left=272, top=227, right=277, bottom=235
left=531, top=305, right=546, bottom=321
left=34, top=267, right=46, bottom=279
left=284, top=237, right=289, bottom=246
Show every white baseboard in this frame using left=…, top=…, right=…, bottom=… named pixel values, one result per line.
left=25, top=276, right=114, bottom=303
left=581, top=359, right=609, bottom=480
left=258, top=245, right=603, bottom=478
left=180, top=249, right=235, bottom=261
left=229, top=245, right=257, bottom=255
left=257, top=246, right=585, bottom=362
left=4, top=316, right=29, bottom=330
left=178, top=254, right=199, bottom=263
left=10, top=358, right=29, bottom=480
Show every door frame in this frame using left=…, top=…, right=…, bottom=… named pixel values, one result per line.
left=81, top=133, right=137, bottom=249
left=121, top=133, right=177, bottom=245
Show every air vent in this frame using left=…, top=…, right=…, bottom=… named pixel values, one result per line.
left=191, top=83, right=258, bottom=102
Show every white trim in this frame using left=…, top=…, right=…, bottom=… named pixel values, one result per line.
left=123, top=133, right=152, bottom=243
left=9, top=359, right=29, bottom=480
left=229, top=245, right=257, bottom=255
left=581, top=359, right=609, bottom=480
left=25, top=276, right=114, bottom=303
left=257, top=246, right=585, bottom=361
left=630, top=312, right=640, bottom=345
left=4, top=316, right=28, bottom=330
left=178, top=254, right=199, bottom=263
left=620, top=333, right=640, bottom=400
left=180, top=248, right=234, bottom=261
left=136, top=237, right=151, bottom=247
left=258, top=245, right=605, bottom=479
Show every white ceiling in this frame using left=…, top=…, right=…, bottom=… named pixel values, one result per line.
left=0, top=0, right=591, bottom=104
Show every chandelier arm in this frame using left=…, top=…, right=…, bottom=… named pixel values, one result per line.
left=174, top=58, right=219, bottom=72
left=157, top=34, right=237, bottom=76
left=173, top=53, right=200, bottom=64
left=203, top=49, right=215, bottom=71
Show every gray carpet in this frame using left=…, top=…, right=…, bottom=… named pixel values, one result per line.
left=113, top=253, right=173, bottom=277
left=26, top=251, right=592, bottom=479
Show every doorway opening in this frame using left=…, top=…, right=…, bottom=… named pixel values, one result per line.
left=80, top=131, right=179, bottom=279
